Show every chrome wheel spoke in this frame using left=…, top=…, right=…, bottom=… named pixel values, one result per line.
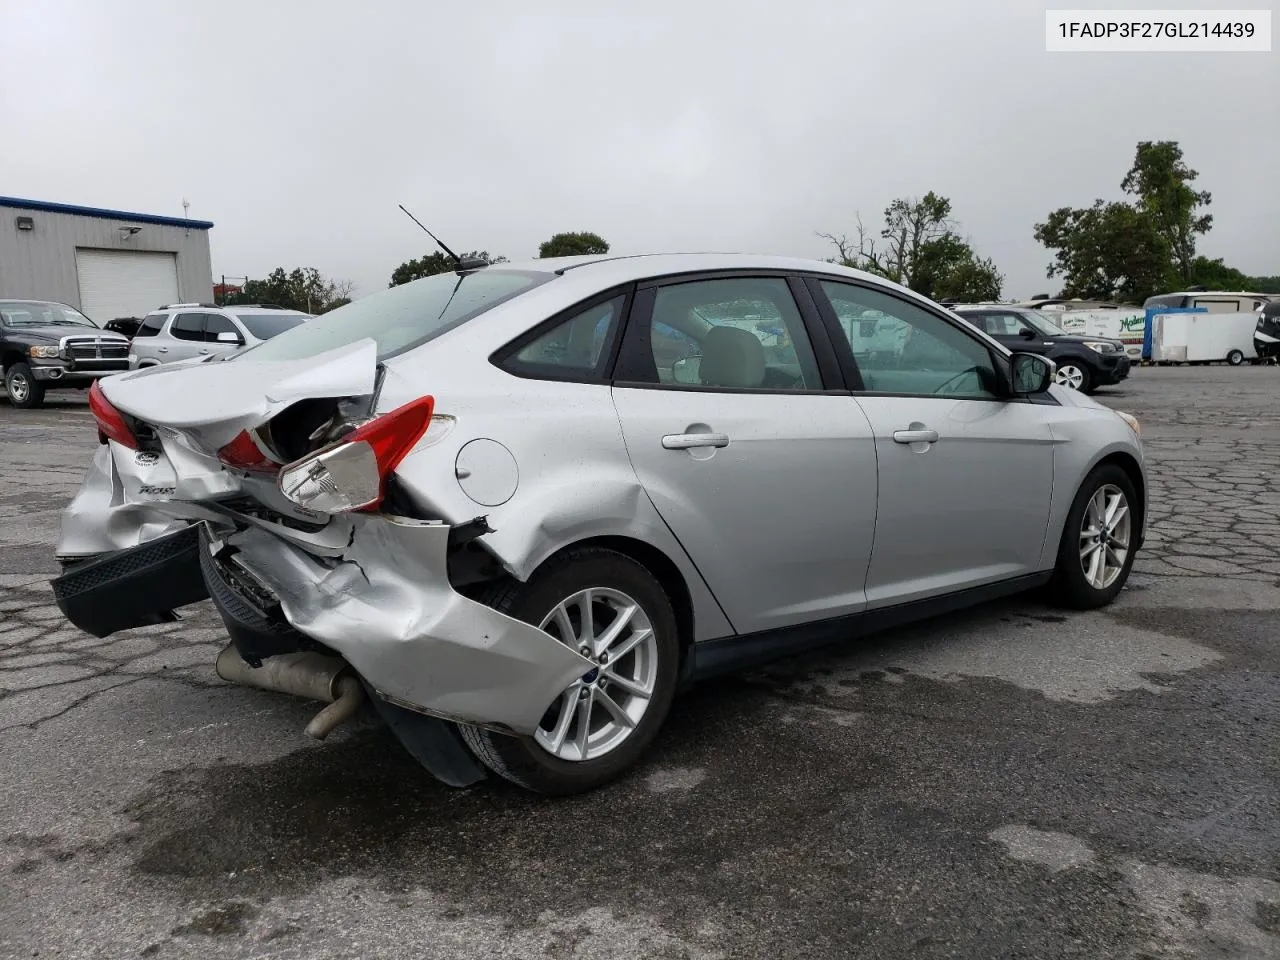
left=547, top=690, right=577, bottom=753
left=551, top=604, right=577, bottom=644
left=577, top=590, right=595, bottom=648
left=602, top=669, right=650, bottom=699
left=594, top=602, right=637, bottom=656
left=595, top=688, right=636, bottom=730
left=1087, top=546, right=1105, bottom=587
left=573, top=689, right=593, bottom=760
left=606, top=626, right=650, bottom=662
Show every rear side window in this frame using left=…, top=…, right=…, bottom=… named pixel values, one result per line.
left=239, top=269, right=551, bottom=363
left=501, top=295, right=624, bottom=380
left=134, top=314, right=166, bottom=337
left=170, top=313, right=205, bottom=341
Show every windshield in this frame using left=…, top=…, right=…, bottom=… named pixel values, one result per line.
left=0, top=301, right=98, bottom=328
left=235, top=312, right=309, bottom=340
left=237, top=269, right=551, bottom=363
left=1023, top=312, right=1069, bottom=336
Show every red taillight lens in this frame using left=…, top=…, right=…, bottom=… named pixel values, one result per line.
left=277, top=396, right=435, bottom=514
left=88, top=381, right=138, bottom=450
left=217, top=430, right=279, bottom=474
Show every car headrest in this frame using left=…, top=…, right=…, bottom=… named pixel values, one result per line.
left=699, top=325, right=765, bottom=389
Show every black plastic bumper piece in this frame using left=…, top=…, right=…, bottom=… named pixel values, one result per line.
left=50, top=525, right=209, bottom=638
left=198, top=526, right=311, bottom=666
left=367, top=692, right=487, bottom=788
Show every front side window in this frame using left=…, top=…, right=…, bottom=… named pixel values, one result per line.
left=504, top=295, right=624, bottom=379
left=239, top=269, right=551, bottom=364
left=203, top=314, right=242, bottom=343
left=643, top=277, right=821, bottom=391
left=820, top=282, right=999, bottom=398
left=234, top=312, right=308, bottom=340
left=169, top=313, right=205, bottom=341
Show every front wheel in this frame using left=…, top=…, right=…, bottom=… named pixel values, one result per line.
left=459, top=547, right=680, bottom=795
left=1054, top=361, right=1092, bottom=394
left=4, top=362, right=46, bottom=409
left=1049, top=464, right=1138, bottom=609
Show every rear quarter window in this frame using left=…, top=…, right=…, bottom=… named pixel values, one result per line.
left=134, top=314, right=167, bottom=337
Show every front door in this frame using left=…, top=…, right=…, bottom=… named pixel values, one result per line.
left=813, top=280, right=1055, bottom=607
left=611, top=275, right=878, bottom=635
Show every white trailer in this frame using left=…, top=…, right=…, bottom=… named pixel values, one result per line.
left=1051, top=309, right=1147, bottom=360
left=1149, top=311, right=1259, bottom=364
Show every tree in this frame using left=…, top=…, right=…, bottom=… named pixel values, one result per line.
left=1120, top=141, right=1212, bottom=280
left=389, top=251, right=506, bottom=287
left=820, top=192, right=1003, bottom=300
left=538, top=232, right=609, bottom=258
left=1033, top=200, right=1169, bottom=303
left=1034, top=140, right=1218, bottom=303
left=226, top=268, right=354, bottom=314
left=1186, top=256, right=1252, bottom=291
left=1247, top=275, right=1280, bottom=294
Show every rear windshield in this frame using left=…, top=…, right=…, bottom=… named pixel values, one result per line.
left=235, top=312, right=309, bottom=340
left=236, top=270, right=551, bottom=363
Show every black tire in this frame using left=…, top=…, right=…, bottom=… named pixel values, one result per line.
left=4, top=362, right=46, bottom=409
left=458, top=547, right=680, bottom=795
left=1226, top=349, right=1244, bottom=366
left=1048, top=464, right=1138, bottom=610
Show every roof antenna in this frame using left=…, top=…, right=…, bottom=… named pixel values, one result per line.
left=397, top=205, right=488, bottom=272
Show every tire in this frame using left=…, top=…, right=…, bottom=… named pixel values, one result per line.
left=1048, top=464, right=1138, bottom=610
left=1054, top=361, right=1092, bottom=394
left=458, top=547, right=681, bottom=795
left=1226, top=349, right=1244, bottom=366
left=4, top=362, right=46, bottom=409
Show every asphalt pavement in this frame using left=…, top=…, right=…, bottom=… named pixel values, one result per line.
left=1, top=367, right=1277, bottom=959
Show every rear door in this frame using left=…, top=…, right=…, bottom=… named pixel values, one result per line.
left=610, top=273, right=878, bottom=635
left=810, top=279, right=1055, bottom=607
left=202, top=313, right=246, bottom=358
left=164, top=312, right=207, bottom=362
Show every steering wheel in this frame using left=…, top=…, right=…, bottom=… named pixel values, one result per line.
left=934, top=366, right=983, bottom=395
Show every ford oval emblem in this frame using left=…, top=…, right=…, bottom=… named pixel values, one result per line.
left=134, top=451, right=160, bottom=466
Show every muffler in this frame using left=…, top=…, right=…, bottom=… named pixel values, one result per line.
left=215, top=645, right=365, bottom=739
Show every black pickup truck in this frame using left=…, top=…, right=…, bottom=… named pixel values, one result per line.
left=0, top=300, right=132, bottom=409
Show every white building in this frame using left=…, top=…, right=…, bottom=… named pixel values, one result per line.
left=0, top=196, right=214, bottom=324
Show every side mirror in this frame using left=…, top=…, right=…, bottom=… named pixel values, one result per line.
left=1010, top=353, right=1054, bottom=395
left=1018, top=327, right=1037, bottom=340
left=215, top=331, right=243, bottom=344
left=672, top=356, right=702, bottom=385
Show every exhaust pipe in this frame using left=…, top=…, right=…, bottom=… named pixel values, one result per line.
left=215, top=645, right=365, bottom=740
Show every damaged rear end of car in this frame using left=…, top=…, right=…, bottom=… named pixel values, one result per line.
left=51, top=270, right=598, bottom=788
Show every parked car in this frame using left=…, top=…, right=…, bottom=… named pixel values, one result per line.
left=950, top=304, right=1129, bottom=393
left=129, top=303, right=312, bottom=368
left=51, top=254, right=1146, bottom=795
left=1255, top=299, right=1280, bottom=362
left=1, top=299, right=131, bottom=408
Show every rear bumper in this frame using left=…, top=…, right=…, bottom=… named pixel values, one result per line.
left=198, top=516, right=594, bottom=735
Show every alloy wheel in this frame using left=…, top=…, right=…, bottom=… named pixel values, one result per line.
left=533, top=587, right=659, bottom=762
left=1055, top=364, right=1085, bottom=390
left=6, top=372, right=29, bottom=403
left=1079, top=484, right=1131, bottom=590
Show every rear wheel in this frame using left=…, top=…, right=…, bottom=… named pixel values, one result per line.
left=1226, top=349, right=1245, bottom=366
left=459, top=548, right=680, bottom=795
left=1054, top=361, right=1092, bottom=394
left=1049, top=464, right=1137, bottom=609
left=4, top=362, right=46, bottom=409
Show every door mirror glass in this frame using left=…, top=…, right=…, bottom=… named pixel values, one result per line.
left=1018, top=327, right=1037, bottom=339
left=1011, top=352, right=1054, bottom=394
left=672, top=355, right=702, bottom=384
left=215, top=331, right=243, bottom=344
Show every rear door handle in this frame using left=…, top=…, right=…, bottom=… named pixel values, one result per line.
left=158, top=346, right=169, bottom=353
left=892, top=428, right=939, bottom=444
left=662, top=433, right=730, bottom=450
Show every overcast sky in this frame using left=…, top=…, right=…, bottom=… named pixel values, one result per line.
left=2, top=0, right=1276, bottom=299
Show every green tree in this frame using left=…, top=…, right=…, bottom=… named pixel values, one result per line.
left=1033, top=200, right=1170, bottom=303
left=389, top=250, right=505, bottom=287
left=1120, top=141, right=1212, bottom=281
left=1186, top=256, right=1252, bottom=290
left=226, top=267, right=354, bottom=314
left=1247, top=275, right=1280, bottom=294
left=538, top=232, right=610, bottom=258
left=820, top=192, right=1003, bottom=300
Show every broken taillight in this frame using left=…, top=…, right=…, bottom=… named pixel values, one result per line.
left=88, top=381, right=138, bottom=450
left=277, top=396, right=434, bottom=514
left=217, top=430, right=280, bottom=474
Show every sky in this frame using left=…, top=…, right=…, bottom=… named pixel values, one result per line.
left=1, top=0, right=1276, bottom=300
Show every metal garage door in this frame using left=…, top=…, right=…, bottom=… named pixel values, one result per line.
left=75, top=249, right=180, bottom=324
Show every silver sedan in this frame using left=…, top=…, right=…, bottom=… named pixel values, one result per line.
left=51, top=254, right=1146, bottom=794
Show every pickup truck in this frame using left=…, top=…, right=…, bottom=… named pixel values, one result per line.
left=1, top=299, right=131, bottom=409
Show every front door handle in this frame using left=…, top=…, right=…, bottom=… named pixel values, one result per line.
left=662, top=432, right=730, bottom=450
left=892, top=428, right=939, bottom=444
left=158, top=346, right=169, bottom=353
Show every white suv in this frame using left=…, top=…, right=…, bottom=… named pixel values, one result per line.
left=129, top=304, right=312, bottom=369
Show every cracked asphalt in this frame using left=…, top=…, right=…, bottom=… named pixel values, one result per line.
left=1, top=367, right=1277, bottom=959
